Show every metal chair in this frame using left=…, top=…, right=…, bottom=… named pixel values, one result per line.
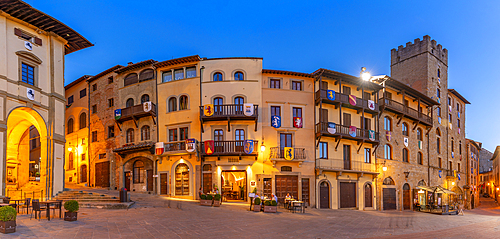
left=50, top=200, right=62, bottom=218
left=18, top=198, right=31, bottom=214
left=30, top=199, right=47, bottom=220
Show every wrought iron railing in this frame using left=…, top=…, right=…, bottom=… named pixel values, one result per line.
left=269, top=147, right=306, bottom=159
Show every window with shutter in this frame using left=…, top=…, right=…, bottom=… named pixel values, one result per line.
left=343, top=113, right=351, bottom=126
left=320, top=109, right=328, bottom=122
left=342, top=86, right=351, bottom=95
left=139, top=69, right=154, bottom=81
left=321, top=81, right=328, bottom=90
left=124, top=73, right=138, bottom=86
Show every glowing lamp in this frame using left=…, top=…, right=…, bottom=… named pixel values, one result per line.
left=67, top=147, right=72, bottom=152
left=260, top=144, right=266, bottom=152
left=361, top=72, right=371, bottom=81
left=451, top=182, right=455, bottom=186
left=382, top=166, right=387, bottom=172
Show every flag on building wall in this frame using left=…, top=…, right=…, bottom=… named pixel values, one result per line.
left=328, top=123, right=336, bottom=134
left=143, top=101, right=152, bottom=112
left=368, top=100, right=375, bottom=110
left=349, top=126, right=357, bottom=137
left=327, top=90, right=335, bottom=101
left=418, top=140, right=422, bottom=149
left=449, top=122, right=452, bottom=130
left=243, top=103, right=254, bottom=116
left=458, top=173, right=461, bottom=180
left=368, top=130, right=375, bottom=141
left=284, top=147, right=294, bottom=160
left=186, top=139, right=196, bottom=152
left=155, top=142, right=164, bottom=155
left=404, top=137, right=409, bottom=147
left=386, top=131, right=391, bottom=141
left=349, top=95, right=356, bottom=106
left=271, top=115, right=281, bottom=128
left=205, top=140, right=214, bottom=155
left=114, top=109, right=121, bottom=120
left=451, top=152, right=454, bottom=158
left=204, top=104, right=214, bottom=116
left=293, top=117, right=303, bottom=128
left=244, top=140, right=254, bottom=154
left=449, top=105, right=452, bottom=112
left=439, top=170, right=442, bottom=178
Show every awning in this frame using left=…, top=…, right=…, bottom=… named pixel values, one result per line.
left=416, top=186, right=435, bottom=192
left=416, top=186, right=457, bottom=194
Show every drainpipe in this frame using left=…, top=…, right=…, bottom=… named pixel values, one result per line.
left=153, top=64, right=159, bottom=195
left=87, top=79, right=91, bottom=187
left=314, top=75, right=317, bottom=208
left=199, top=65, right=205, bottom=196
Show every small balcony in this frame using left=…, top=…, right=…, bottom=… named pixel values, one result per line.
left=379, top=98, right=432, bottom=126
left=315, top=122, right=379, bottom=144
left=201, top=140, right=259, bottom=156
left=315, top=89, right=379, bottom=114
left=269, top=147, right=306, bottom=161
left=316, top=158, right=377, bottom=175
left=161, top=141, right=192, bottom=155
left=116, top=103, right=157, bottom=123
left=199, top=104, right=259, bottom=132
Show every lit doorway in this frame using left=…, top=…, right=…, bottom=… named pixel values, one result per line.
left=221, top=170, right=246, bottom=201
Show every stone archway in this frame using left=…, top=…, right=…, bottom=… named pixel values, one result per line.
left=123, top=157, right=153, bottom=192
left=5, top=107, right=48, bottom=199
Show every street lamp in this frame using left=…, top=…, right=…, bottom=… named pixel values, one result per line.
left=260, top=143, right=266, bottom=152
left=360, top=67, right=371, bottom=81
left=382, top=166, right=387, bottom=172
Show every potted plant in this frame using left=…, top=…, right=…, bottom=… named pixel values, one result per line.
left=200, top=194, right=212, bottom=206
left=0, top=206, right=16, bottom=234
left=213, top=194, right=221, bottom=207
left=64, top=200, right=79, bottom=221
left=263, top=200, right=277, bottom=213
left=253, top=197, right=261, bottom=212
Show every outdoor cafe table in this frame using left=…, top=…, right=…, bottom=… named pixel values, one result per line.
left=40, top=200, right=62, bottom=221
left=9, top=199, right=23, bottom=213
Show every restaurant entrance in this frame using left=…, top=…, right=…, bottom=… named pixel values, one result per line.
left=221, top=170, right=247, bottom=201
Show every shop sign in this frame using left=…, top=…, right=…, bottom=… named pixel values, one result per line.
left=186, top=139, right=196, bottom=152
left=204, top=104, right=214, bottom=116
left=155, top=142, right=164, bottom=155
left=204, top=140, right=214, bottom=155
left=284, top=147, right=294, bottom=160
left=244, top=140, right=254, bottom=154
left=243, top=103, right=254, bottom=116
left=327, top=90, right=335, bottom=101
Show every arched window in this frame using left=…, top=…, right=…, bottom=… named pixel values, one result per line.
left=281, top=166, right=292, bottom=172
left=67, top=118, right=74, bottom=134
left=203, top=164, right=212, bottom=171
left=417, top=128, right=422, bottom=141
left=126, top=98, right=134, bottom=108
left=133, top=160, right=144, bottom=183
left=402, top=148, right=409, bottom=163
left=436, top=128, right=441, bottom=136
left=79, top=112, right=87, bottom=129
left=417, top=152, right=423, bottom=165
left=175, top=163, right=189, bottom=195
left=234, top=96, right=244, bottom=114
left=403, top=183, right=410, bottom=190
left=384, top=144, right=392, bottom=159
left=126, top=128, right=134, bottom=143
left=179, top=95, right=188, bottom=110
left=168, top=97, right=177, bottom=112
left=402, top=123, right=408, bottom=136
left=417, top=180, right=426, bottom=186
left=213, top=72, right=223, bottom=81
left=383, top=177, right=395, bottom=185
left=214, top=97, right=223, bottom=113
left=124, top=73, right=138, bottom=86
left=141, top=94, right=149, bottom=104
left=384, top=117, right=392, bottom=131
left=141, top=125, right=150, bottom=141
left=68, top=152, right=74, bottom=169
left=139, top=69, right=154, bottom=81
left=234, top=71, right=244, bottom=81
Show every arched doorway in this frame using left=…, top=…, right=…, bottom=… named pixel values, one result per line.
left=175, top=163, right=189, bottom=196
left=365, top=183, right=372, bottom=208
left=80, top=165, right=87, bottom=183
left=123, top=157, right=153, bottom=192
left=403, top=183, right=411, bottom=210
left=319, top=181, right=330, bottom=209
left=382, top=177, right=396, bottom=210
left=5, top=107, right=48, bottom=198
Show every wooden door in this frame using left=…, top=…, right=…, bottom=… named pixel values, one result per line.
left=263, top=178, right=272, bottom=197
left=203, top=173, right=212, bottom=193
left=321, top=81, right=328, bottom=90
left=275, top=175, right=298, bottom=203
left=365, top=184, right=372, bottom=208
left=124, top=172, right=131, bottom=191
left=340, top=182, right=356, bottom=208
left=80, top=165, right=87, bottom=183
left=320, top=182, right=329, bottom=208
left=147, top=170, right=153, bottom=191
left=302, top=178, right=310, bottom=206
left=403, top=183, right=411, bottom=210
left=95, top=161, right=110, bottom=188
left=320, top=109, right=328, bottom=123
left=160, top=173, right=168, bottom=195
left=383, top=188, right=397, bottom=210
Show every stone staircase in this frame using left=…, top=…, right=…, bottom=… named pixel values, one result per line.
left=53, top=190, right=134, bottom=209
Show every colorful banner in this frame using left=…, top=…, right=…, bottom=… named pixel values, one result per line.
left=143, top=101, right=152, bottom=112
left=244, top=140, right=254, bottom=154
left=404, top=137, right=408, bottom=147
left=271, top=115, right=281, bottom=128
left=418, top=140, right=422, bottom=149
left=204, top=140, right=214, bottom=155
left=293, top=117, right=303, bottom=128
left=186, top=139, right=196, bottom=152
left=439, top=170, right=442, bottom=178
left=458, top=128, right=460, bottom=134
left=349, top=95, right=357, bottom=106
left=284, top=147, right=294, bottom=160
left=449, top=122, right=452, bottom=129
left=386, top=131, right=391, bottom=141
left=328, top=122, right=336, bottom=134
left=451, top=152, right=454, bottom=158
left=114, top=109, right=122, bottom=120
left=458, top=112, right=460, bottom=118
left=243, top=103, right=254, bottom=116
left=368, top=130, right=375, bottom=141
left=449, top=105, right=452, bottom=112
left=327, top=90, right=335, bottom=101
left=155, top=142, right=164, bottom=155
left=349, top=126, right=357, bottom=137
left=438, top=117, right=441, bottom=124
left=368, top=100, right=375, bottom=110
left=458, top=173, right=461, bottom=180
left=204, top=104, right=214, bottom=116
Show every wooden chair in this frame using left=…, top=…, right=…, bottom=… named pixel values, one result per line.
left=30, top=200, right=47, bottom=220
left=50, top=200, right=62, bottom=218
left=3, top=197, right=10, bottom=203
left=18, top=198, right=31, bottom=214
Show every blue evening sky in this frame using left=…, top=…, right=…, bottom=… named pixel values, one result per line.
left=25, top=0, right=500, bottom=152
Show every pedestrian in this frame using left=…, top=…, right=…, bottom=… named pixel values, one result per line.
left=272, top=193, right=278, bottom=203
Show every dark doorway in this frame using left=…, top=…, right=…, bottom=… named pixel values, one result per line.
left=365, top=184, right=372, bottom=208
left=383, top=188, right=397, bottom=210
left=403, top=183, right=411, bottom=210
left=124, top=172, right=131, bottom=191
left=95, top=161, right=110, bottom=188
left=160, top=173, right=168, bottom=195
left=147, top=170, right=153, bottom=191
left=340, top=182, right=356, bottom=208
left=275, top=175, right=298, bottom=203
left=302, top=178, right=310, bottom=206
left=320, top=181, right=330, bottom=209
left=263, top=178, right=272, bottom=197
left=80, top=165, right=87, bottom=183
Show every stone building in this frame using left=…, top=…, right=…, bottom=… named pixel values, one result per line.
left=479, top=148, right=493, bottom=173
left=465, top=138, right=481, bottom=209
left=0, top=0, right=91, bottom=199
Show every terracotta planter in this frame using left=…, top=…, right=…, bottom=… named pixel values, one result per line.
left=264, top=205, right=277, bottom=213
left=64, top=211, right=78, bottom=221
left=213, top=200, right=221, bottom=207
left=200, top=199, right=212, bottom=206
left=253, top=205, right=261, bottom=212
left=0, top=221, right=16, bottom=234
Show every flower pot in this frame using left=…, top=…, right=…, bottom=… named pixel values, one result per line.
left=213, top=200, right=221, bottom=207
left=0, top=221, right=16, bottom=234
left=253, top=205, right=261, bottom=212
left=64, top=211, right=78, bottom=221
left=200, top=199, right=212, bottom=206
left=264, top=205, right=277, bottom=213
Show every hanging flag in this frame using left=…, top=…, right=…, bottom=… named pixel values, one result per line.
left=186, top=139, right=196, bottom=152
left=438, top=78, right=441, bottom=85
left=449, top=105, right=452, bottom=112
left=293, top=117, right=303, bottom=128
left=460, top=155, right=462, bottom=160
left=204, top=140, right=214, bottom=155
left=143, top=101, right=152, bottom=112
left=368, top=100, right=375, bottom=110
left=471, top=168, right=473, bottom=174
left=454, top=170, right=457, bottom=178
left=327, top=90, right=335, bottom=101
left=451, top=152, right=454, bottom=158
left=284, top=147, right=294, bottom=160
left=349, top=95, right=357, bottom=106
left=458, top=128, right=460, bottom=134
left=243, top=103, right=254, bottom=116
left=114, top=109, right=122, bottom=120
left=368, top=130, right=375, bottom=141
left=244, top=140, right=254, bottom=154
left=328, top=122, right=336, bottom=134
left=386, top=131, right=391, bottom=141
left=418, top=140, right=422, bottom=149
left=439, top=170, right=442, bottom=178
left=438, top=117, right=441, bottom=124
left=458, top=112, right=460, bottom=118
left=449, top=122, right=453, bottom=130
left=349, top=126, right=357, bottom=137
left=155, top=142, right=164, bottom=155
left=271, top=115, right=281, bottom=128
left=458, top=173, right=461, bottom=181
left=437, top=98, right=440, bottom=104
left=204, top=104, right=214, bottom=116
left=404, top=137, right=409, bottom=147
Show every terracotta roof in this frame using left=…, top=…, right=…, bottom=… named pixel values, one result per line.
left=87, top=65, right=123, bottom=83
left=154, top=55, right=201, bottom=68
left=448, top=89, right=471, bottom=104
left=115, top=59, right=156, bottom=74
left=204, top=57, right=263, bottom=61
left=0, top=0, right=93, bottom=54
left=65, top=75, right=91, bottom=90
left=313, top=68, right=383, bottom=91
left=371, top=75, right=439, bottom=106
left=262, top=69, right=313, bottom=78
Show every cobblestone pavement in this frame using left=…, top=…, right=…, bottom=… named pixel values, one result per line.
left=3, top=191, right=500, bottom=238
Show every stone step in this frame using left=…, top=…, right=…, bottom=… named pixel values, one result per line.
left=78, top=201, right=134, bottom=209
left=54, top=196, right=117, bottom=199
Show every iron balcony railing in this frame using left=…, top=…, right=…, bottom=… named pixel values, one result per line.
left=380, top=98, right=432, bottom=125
left=163, top=141, right=186, bottom=153
left=316, top=158, right=376, bottom=172
left=315, top=89, right=379, bottom=112
left=116, top=103, right=157, bottom=123
left=201, top=140, right=258, bottom=155
left=269, top=147, right=306, bottom=160
left=199, top=104, right=258, bottom=119
left=315, top=122, right=379, bottom=142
